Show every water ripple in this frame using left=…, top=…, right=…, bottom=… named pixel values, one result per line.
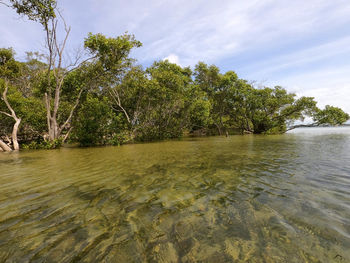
left=0, top=130, right=350, bottom=262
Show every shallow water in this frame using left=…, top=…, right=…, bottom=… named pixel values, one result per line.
left=0, top=127, right=350, bottom=262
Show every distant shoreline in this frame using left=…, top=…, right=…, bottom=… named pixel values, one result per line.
left=292, top=125, right=350, bottom=129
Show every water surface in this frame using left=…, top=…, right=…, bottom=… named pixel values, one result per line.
left=1, top=127, right=350, bottom=262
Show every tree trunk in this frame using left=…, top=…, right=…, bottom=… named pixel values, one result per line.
left=43, top=17, right=71, bottom=142
left=215, top=123, right=222, bottom=135
left=245, top=116, right=253, bottom=133
left=1, top=80, right=21, bottom=151
left=0, top=139, right=12, bottom=152
left=286, top=123, right=319, bottom=132
left=12, top=118, right=21, bottom=150
left=49, top=117, right=59, bottom=141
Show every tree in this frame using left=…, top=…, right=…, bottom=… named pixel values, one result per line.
left=3, top=1, right=143, bottom=143
left=314, top=105, right=350, bottom=126
left=287, top=105, right=350, bottom=131
left=186, top=84, right=211, bottom=132
left=0, top=48, right=22, bottom=151
left=0, top=48, right=48, bottom=151
left=245, top=87, right=316, bottom=133
left=194, top=62, right=221, bottom=96
left=194, top=62, right=254, bottom=135
left=192, top=63, right=348, bottom=135
left=72, top=95, right=118, bottom=146
left=1, top=7, right=349, bottom=150
left=3, top=0, right=56, bottom=24
left=3, top=0, right=89, bottom=142
left=135, top=61, right=192, bottom=140
left=194, top=62, right=224, bottom=134
left=225, top=79, right=255, bottom=134
left=83, top=32, right=142, bottom=124
left=108, top=66, right=149, bottom=135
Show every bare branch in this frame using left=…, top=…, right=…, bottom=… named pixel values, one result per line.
left=0, top=139, right=12, bottom=152
left=286, top=123, right=319, bottom=131
left=109, top=88, right=131, bottom=124
left=59, top=88, right=84, bottom=133
left=2, top=80, right=18, bottom=119
left=44, top=92, right=51, bottom=131
left=62, top=127, right=72, bottom=143
left=64, top=47, right=84, bottom=70
left=0, top=111, right=12, bottom=118
left=57, top=14, right=71, bottom=70
left=0, top=1, right=10, bottom=7
left=0, top=80, right=21, bottom=150
left=66, top=55, right=97, bottom=73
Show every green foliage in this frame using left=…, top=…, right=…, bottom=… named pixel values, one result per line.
left=132, top=61, right=192, bottom=141
left=8, top=0, right=56, bottom=25
left=0, top=79, right=46, bottom=139
left=1, top=0, right=349, bottom=151
left=0, top=48, right=21, bottom=79
left=108, top=132, right=132, bottom=146
left=186, top=85, right=212, bottom=131
left=240, top=87, right=318, bottom=134
left=20, top=97, right=47, bottom=133
left=194, top=62, right=252, bottom=134
left=194, top=62, right=221, bottom=96
left=84, top=32, right=142, bottom=72
left=22, top=138, right=62, bottom=149
left=1, top=37, right=349, bottom=150
left=314, top=105, right=350, bottom=125
left=71, top=95, right=118, bottom=146
left=0, top=49, right=47, bottom=138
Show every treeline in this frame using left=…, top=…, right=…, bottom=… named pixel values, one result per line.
left=0, top=0, right=349, bottom=151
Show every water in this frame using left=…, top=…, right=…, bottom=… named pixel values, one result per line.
left=0, top=127, right=350, bottom=262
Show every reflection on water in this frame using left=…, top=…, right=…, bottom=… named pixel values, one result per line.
left=0, top=128, right=350, bottom=262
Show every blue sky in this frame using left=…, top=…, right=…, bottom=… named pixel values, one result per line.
left=1, top=0, right=350, bottom=113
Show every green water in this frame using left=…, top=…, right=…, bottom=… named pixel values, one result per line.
left=1, top=128, right=350, bottom=262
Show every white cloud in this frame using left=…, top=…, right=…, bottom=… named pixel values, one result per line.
left=163, top=54, right=180, bottom=65
left=1, top=0, right=350, bottom=113
left=298, top=85, right=350, bottom=113
left=270, top=67, right=350, bottom=114
left=240, top=36, right=350, bottom=78
left=126, top=0, right=350, bottom=66
left=2, top=0, right=350, bottom=65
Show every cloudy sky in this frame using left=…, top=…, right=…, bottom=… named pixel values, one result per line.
left=1, top=0, right=350, bottom=113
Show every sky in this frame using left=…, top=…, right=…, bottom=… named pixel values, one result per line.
left=1, top=0, right=350, bottom=113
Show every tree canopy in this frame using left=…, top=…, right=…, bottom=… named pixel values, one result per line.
left=4, top=0, right=56, bottom=25
left=0, top=1, right=349, bottom=151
